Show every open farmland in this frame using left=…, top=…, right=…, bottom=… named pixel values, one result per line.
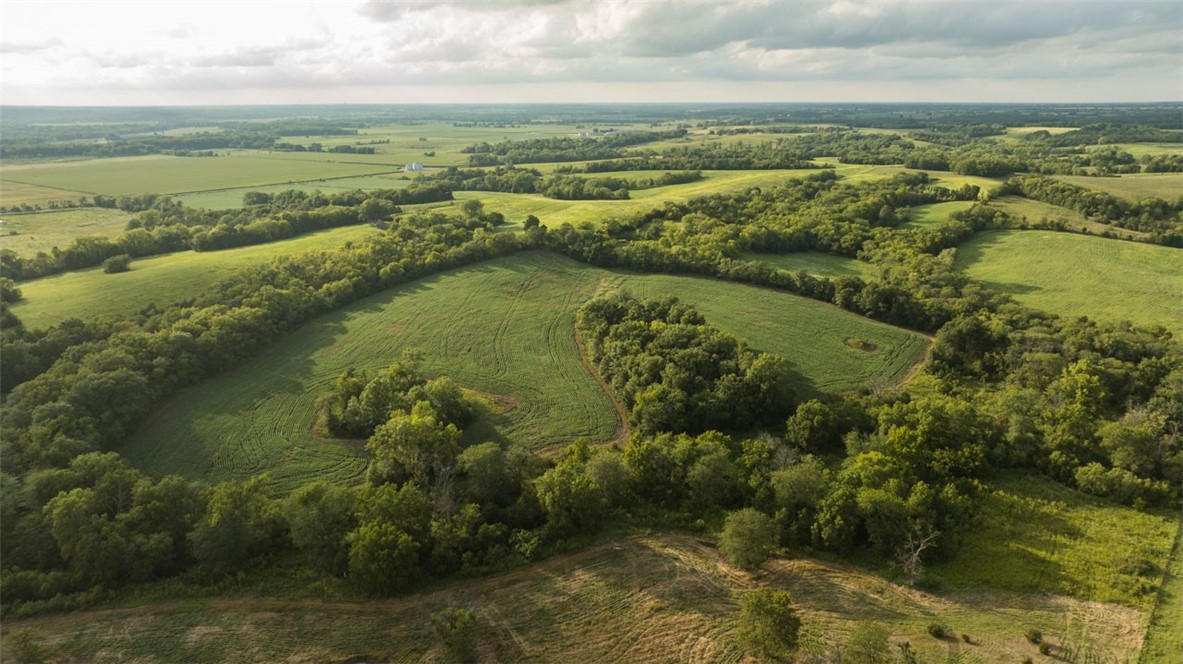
left=0, top=153, right=399, bottom=197
left=738, top=251, right=879, bottom=280
left=955, top=230, right=1183, bottom=336
left=122, top=252, right=927, bottom=490
left=0, top=179, right=92, bottom=207
left=1052, top=173, right=1183, bottom=202
left=0, top=207, right=134, bottom=256
left=173, top=173, right=416, bottom=209
left=3, top=530, right=1150, bottom=664
left=10, top=225, right=382, bottom=329
left=901, top=200, right=976, bottom=228
left=988, top=194, right=1149, bottom=240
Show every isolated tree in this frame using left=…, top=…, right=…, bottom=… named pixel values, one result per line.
left=737, top=589, right=801, bottom=661
left=523, top=214, right=541, bottom=230
left=895, top=529, right=940, bottom=586
left=720, top=507, right=776, bottom=569
left=459, top=199, right=485, bottom=219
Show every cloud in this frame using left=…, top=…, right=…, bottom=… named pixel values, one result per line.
left=0, top=37, right=62, bottom=54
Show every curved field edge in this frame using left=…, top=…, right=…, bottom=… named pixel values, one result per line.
left=954, top=230, right=1183, bottom=337
left=1, top=533, right=1147, bottom=664
left=121, top=251, right=927, bottom=491
left=1140, top=516, right=1183, bottom=664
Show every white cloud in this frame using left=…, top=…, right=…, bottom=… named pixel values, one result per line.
left=1, top=0, right=1179, bottom=104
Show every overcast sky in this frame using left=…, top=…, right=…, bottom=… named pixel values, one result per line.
left=2, top=0, right=1180, bottom=106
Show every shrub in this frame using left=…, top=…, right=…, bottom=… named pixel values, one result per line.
left=927, top=623, right=947, bottom=638
left=737, top=589, right=801, bottom=661
left=1024, top=628, right=1042, bottom=644
left=719, top=508, right=776, bottom=570
left=1039, top=642, right=1053, bottom=656
left=102, top=254, right=132, bottom=273
left=431, top=607, right=478, bottom=663
left=961, top=633, right=971, bottom=643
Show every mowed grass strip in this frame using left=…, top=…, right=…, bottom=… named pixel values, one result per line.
left=0, top=207, right=135, bottom=257
left=929, top=472, right=1179, bottom=610
left=122, top=252, right=927, bottom=489
left=738, top=251, right=879, bottom=280
left=955, top=230, right=1183, bottom=336
left=1052, top=173, right=1183, bottom=202
left=0, top=153, right=399, bottom=197
left=10, top=225, right=382, bottom=329
left=4, top=533, right=1149, bottom=664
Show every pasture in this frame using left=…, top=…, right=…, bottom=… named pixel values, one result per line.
left=955, top=231, right=1183, bottom=336
left=173, top=173, right=416, bottom=209
left=10, top=225, right=382, bottom=329
left=988, top=194, right=1148, bottom=240
left=901, top=200, right=976, bottom=228
left=3, top=531, right=1150, bottom=663
left=1141, top=520, right=1183, bottom=664
left=738, top=251, right=879, bottom=280
left=1052, top=173, right=1183, bottom=202
left=0, top=207, right=134, bottom=256
left=0, top=153, right=399, bottom=197
left=121, top=252, right=927, bottom=490
left=0, top=180, right=92, bottom=208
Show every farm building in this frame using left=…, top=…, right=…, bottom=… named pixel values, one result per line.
left=403, top=161, right=424, bottom=172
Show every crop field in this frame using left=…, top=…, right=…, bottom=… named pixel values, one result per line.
left=737, top=251, right=879, bottom=280
left=173, top=173, right=416, bottom=209
left=901, top=200, right=976, bottom=228
left=3, top=532, right=1150, bottom=664
left=461, top=168, right=823, bottom=227
left=0, top=207, right=134, bottom=256
left=955, top=231, right=1183, bottom=336
left=121, top=252, right=927, bottom=490
left=929, top=473, right=1179, bottom=609
left=10, top=225, right=382, bottom=329
left=1053, top=173, right=1183, bottom=202
left=0, top=153, right=399, bottom=197
left=0, top=179, right=92, bottom=207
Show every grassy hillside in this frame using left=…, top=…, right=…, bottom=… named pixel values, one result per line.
left=122, top=252, right=927, bottom=490
left=1141, top=520, right=1183, bottom=664
left=902, top=200, right=976, bottom=228
left=0, top=180, right=91, bottom=207
left=955, top=230, right=1183, bottom=336
left=989, top=195, right=1147, bottom=240
left=1052, top=173, right=1183, bottom=202
left=2, top=531, right=1149, bottom=664
left=10, top=225, right=383, bottom=329
left=738, top=251, right=879, bottom=280
left=174, top=174, right=415, bottom=209
left=0, top=207, right=134, bottom=256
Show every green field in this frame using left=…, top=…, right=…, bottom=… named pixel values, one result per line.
left=10, top=225, right=382, bottom=329
left=0, top=179, right=92, bottom=207
left=955, top=231, right=1183, bottom=336
left=173, top=173, right=416, bottom=209
left=825, top=161, right=1003, bottom=193
left=930, top=473, right=1179, bottom=609
left=122, top=252, right=927, bottom=490
left=737, top=251, right=878, bottom=280
left=1053, top=173, right=1183, bottom=202
left=901, top=200, right=976, bottom=228
left=3, top=531, right=1149, bottom=664
left=1095, top=142, right=1183, bottom=158
left=0, top=207, right=134, bottom=256
left=988, top=194, right=1149, bottom=240
left=0, top=154, right=400, bottom=197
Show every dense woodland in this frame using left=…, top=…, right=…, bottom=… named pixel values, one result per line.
left=0, top=107, right=1181, bottom=647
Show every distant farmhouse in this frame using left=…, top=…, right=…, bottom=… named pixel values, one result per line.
left=403, top=161, right=424, bottom=172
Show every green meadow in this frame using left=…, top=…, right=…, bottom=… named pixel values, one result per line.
left=122, top=251, right=927, bottom=490
left=737, top=251, right=879, bottom=280
left=10, top=225, right=382, bottom=329
left=901, top=200, right=976, bottom=228
left=0, top=207, right=134, bottom=256
left=955, top=230, right=1183, bottom=336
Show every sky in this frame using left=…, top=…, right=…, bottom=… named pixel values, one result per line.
left=1, top=0, right=1181, bottom=106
